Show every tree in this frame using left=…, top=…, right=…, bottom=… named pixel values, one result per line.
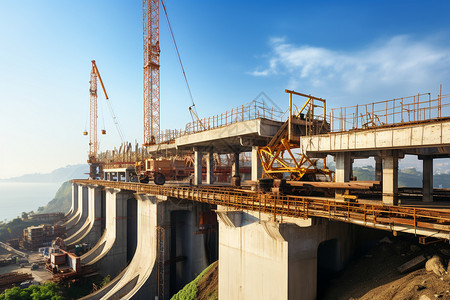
left=0, top=282, right=62, bottom=300
left=21, top=212, right=28, bottom=220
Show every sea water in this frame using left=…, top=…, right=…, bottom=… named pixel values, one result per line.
left=0, top=182, right=62, bottom=222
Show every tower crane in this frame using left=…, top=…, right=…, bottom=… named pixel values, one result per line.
left=143, top=0, right=160, bottom=146
left=84, top=60, right=108, bottom=179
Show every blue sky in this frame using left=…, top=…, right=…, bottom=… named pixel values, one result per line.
left=1, top=0, right=450, bottom=178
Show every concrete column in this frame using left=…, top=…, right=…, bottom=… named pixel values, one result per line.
left=67, top=185, right=89, bottom=236
left=62, top=184, right=81, bottom=229
left=335, top=153, right=352, bottom=182
left=335, top=153, right=352, bottom=199
left=251, top=146, right=263, bottom=181
left=101, top=193, right=158, bottom=299
left=64, top=185, right=103, bottom=246
left=217, top=208, right=354, bottom=300
left=375, top=156, right=382, bottom=182
left=65, top=183, right=79, bottom=219
left=232, top=152, right=240, bottom=177
left=206, top=151, right=215, bottom=185
left=423, top=157, right=433, bottom=203
left=382, top=151, right=398, bottom=205
left=81, top=188, right=129, bottom=279
left=194, top=148, right=203, bottom=185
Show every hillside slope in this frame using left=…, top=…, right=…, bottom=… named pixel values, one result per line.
left=39, top=181, right=72, bottom=214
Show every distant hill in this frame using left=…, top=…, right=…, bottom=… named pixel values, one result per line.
left=0, top=164, right=89, bottom=183
left=39, top=181, right=73, bottom=214
left=353, top=166, right=450, bottom=188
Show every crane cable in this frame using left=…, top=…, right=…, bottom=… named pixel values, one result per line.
left=105, top=98, right=125, bottom=143
left=161, top=0, right=199, bottom=123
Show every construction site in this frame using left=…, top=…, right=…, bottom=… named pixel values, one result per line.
left=2, top=1, right=450, bottom=300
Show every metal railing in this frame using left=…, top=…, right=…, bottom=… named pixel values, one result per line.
left=330, top=92, right=450, bottom=132
left=155, top=100, right=284, bottom=144
left=74, top=179, right=450, bottom=240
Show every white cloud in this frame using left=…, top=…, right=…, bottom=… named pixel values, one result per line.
left=251, top=35, right=450, bottom=100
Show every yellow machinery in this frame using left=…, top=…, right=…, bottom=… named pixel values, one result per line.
left=258, top=90, right=334, bottom=182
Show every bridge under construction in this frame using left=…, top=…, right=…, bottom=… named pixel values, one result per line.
left=57, top=85, right=450, bottom=300
left=51, top=1, right=450, bottom=299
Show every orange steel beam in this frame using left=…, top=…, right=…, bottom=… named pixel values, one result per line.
left=143, top=0, right=160, bottom=146
left=73, top=179, right=450, bottom=240
left=92, top=61, right=109, bottom=100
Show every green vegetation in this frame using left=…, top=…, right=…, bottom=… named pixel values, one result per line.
left=0, top=218, right=42, bottom=242
left=38, top=181, right=72, bottom=214
left=171, top=262, right=216, bottom=300
left=0, top=282, right=62, bottom=300
left=0, top=181, right=71, bottom=242
left=100, top=275, right=111, bottom=288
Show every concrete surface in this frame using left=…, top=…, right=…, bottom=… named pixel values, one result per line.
left=301, top=119, right=450, bottom=154
left=100, top=193, right=158, bottom=300
left=217, top=207, right=355, bottom=300
left=64, top=183, right=79, bottom=220
left=81, top=188, right=131, bottom=279
left=66, top=185, right=89, bottom=236
left=65, top=185, right=103, bottom=246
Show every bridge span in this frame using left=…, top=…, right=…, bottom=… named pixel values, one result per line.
left=62, top=91, right=450, bottom=299
left=65, top=179, right=450, bottom=300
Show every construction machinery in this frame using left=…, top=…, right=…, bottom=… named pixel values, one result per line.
left=134, top=157, right=188, bottom=185
left=258, top=90, right=334, bottom=185
left=85, top=60, right=109, bottom=179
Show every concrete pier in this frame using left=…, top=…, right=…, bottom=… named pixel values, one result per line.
left=335, top=152, right=352, bottom=199
left=217, top=208, right=354, bottom=300
left=81, top=188, right=131, bottom=278
left=194, top=148, right=203, bottom=186
left=251, top=146, right=262, bottom=181
left=88, top=194, right=215, bottom=300
left=65, top=185, right=89, bottom=235
left=206, top=151, right=214, bottom=185
left=382, top=151, right=399, bottom=205
left=65, top=185, right=103, bottom=246
left=64, top=183, right=79, bottom=219
left=423, top=156, right=433, bottom=202
left=232, top=152, right=240, bottom=177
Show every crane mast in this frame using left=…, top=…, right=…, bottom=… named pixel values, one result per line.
left=89, top=62, right=98, bottom=163
left=143, top=0, right=160, bottom=145
left=87, top=60, right=108, bottom=179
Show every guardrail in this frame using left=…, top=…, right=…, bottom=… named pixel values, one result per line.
left=330, top=92, right=450, bottom=132
left=74, top=179, right=450, bottom=240
left=157, top=100, right=284, bottom=144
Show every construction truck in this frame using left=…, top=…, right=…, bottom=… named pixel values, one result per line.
left=134, top=158, right=187, bottom=185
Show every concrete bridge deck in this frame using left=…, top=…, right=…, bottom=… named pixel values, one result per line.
left=72, top=180, right=450, bottom=241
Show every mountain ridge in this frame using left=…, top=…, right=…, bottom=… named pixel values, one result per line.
left=0, top=164, right=89, bottom=183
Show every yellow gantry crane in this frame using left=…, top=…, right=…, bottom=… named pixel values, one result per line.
left=258, top=90, right=334, bottom=182
left=84, top=60, right=109, bottom=179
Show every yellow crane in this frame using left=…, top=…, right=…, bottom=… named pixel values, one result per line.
left=84, top=60, right=108, bottom=179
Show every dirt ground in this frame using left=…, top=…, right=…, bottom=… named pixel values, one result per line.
left=322, top=234, right=450, bottom=300
left=0, top=250, right=52, bottom=283
left=196, top=261, right=218, bottom=300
